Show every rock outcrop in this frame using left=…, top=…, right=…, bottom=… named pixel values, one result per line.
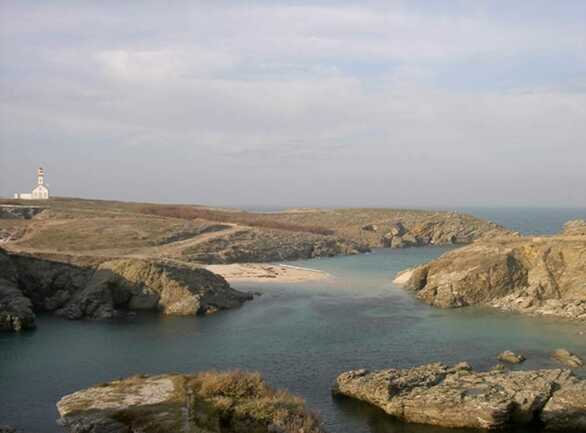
left=497, top=351, right=525, bottom=364
left=394, top=228, right=586, bottom=321
left=552, top=349, right=584, bottom=368
left=57, top=371, right=324, bottom=433
left=563, top=219, right=586, bottom=236
left=0, top=204, right=45, bottom=220
left=0, top=249, right=35, bottom=331
left=1, top=249, right=252, bottom=331
left=183, top=227, right=369, bottom=264
left=333, top=362, right=586, bottom=431
left=373, top=213, right=509, bottom=249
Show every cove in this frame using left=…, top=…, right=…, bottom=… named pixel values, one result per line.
left=1, top=247, right=585, bottom=433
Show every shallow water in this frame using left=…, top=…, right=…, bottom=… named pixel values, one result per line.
left=1, top=246, right=585, bottom=433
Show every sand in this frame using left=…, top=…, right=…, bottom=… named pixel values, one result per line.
left=205, top=263, right=330, bottom=283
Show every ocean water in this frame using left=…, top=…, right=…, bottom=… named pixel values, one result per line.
left=2, top=209, right=586, bottom=433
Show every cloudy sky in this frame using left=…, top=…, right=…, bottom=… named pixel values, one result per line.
left=1, top=1, right=585, bottom=207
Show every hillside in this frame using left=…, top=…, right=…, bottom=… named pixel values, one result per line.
left=0, top=197, right=510, bottom=265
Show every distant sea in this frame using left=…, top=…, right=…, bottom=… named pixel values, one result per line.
left=455, top=207, right=586, bottom=235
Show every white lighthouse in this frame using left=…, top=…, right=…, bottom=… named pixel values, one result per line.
left=14, top=167, right=50, bottom=200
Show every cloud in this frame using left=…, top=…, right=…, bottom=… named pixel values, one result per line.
left=0, top=1, right=585, bottom=206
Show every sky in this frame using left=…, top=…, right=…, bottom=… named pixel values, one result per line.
left=0, top=1, right=585, bottom=208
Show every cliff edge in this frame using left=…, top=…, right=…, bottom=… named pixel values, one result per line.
left=394, top=220, right=586, bottom=320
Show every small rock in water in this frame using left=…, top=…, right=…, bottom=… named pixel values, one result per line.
left=552, top=349, right=584, bottom=368
left=497, top=350, right=526, bottom=364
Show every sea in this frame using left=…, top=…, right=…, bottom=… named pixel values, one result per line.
left=1, top=207, right=586, bottom=433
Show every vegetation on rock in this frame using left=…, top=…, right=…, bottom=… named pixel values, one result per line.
left=57, top=370, right=324, bottom=433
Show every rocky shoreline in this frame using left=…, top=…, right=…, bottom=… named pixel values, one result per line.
left=57, top=370, right=324, bottom=433
left=0, top=248, right=252, bottom=332
left=333, top=362, right=586, bottom=431
left=394, top=220, right=586, bottom=321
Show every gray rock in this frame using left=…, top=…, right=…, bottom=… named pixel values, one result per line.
left=57, top=371, right=324, bottom=433
left=333, top=362, right=585, bottom=430
left=541, top=378, right=586, bottom=431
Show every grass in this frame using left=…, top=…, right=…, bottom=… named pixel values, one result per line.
left=139, top=205, right=336, bottom=236
left=189, top=370, right=323, bottom=433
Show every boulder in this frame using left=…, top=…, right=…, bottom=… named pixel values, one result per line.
left=552, top=349, right=584, bottom=368
left=57, top=371, right=324, bottom=433
left=361, top=224, right=378, bottom=232
left=333, top=362, right=585, bottom=431
left=497, top=351, right=526, bottom=364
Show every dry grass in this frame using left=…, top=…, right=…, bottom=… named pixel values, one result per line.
left=190, top=370, right=323, bottom=433
left=196, top=370, right=270, bottom=399
left=14, top=217, right=187, bottom=252
left=139, top=206, right=336, bottom=236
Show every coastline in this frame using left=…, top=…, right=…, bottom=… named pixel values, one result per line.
left=205, top=262, right=330, bottom=283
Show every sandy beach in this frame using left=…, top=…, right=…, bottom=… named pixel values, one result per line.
left=205, top=263, right=330, bottom=283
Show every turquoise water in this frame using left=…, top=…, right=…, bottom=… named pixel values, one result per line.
left=1, top=246, right=585, bottom=433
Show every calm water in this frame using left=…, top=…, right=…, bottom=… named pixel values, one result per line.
left=2, top=209, right=586, bottom=433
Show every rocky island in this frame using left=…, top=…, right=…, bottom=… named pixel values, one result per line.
left=333, top=362, right=586, bottom=431
left=57, top=370, right=324, bottom=433
left=394, top=220, right=586, bottom=321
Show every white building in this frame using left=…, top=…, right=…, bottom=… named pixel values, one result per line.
left=14, top=167, right=50, bottom=200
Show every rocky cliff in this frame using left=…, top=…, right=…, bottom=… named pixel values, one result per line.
left=0, top=249, right=35, bottom=331
left=183, top=227, right=369, bottom=264
left=333, top=362, right=586, bottom=431
left=57, top=371, right=324, bottom=433
left=0, top=248, right=251, bottom=331
left=394, top=222, right=586, bottom=320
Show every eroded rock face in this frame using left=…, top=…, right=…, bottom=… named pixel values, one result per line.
left=377, top=215, right=509, bottom=249
left=395, top=231, right=586, bottom=321
left=183, top=227, right=369, bottom=264
left=0, top=205, right=45, bottom=220
left=1, top=249, right=252, bottom=330
left=57, top=371, right=324, bottom=433
left=0, top=249, right=35, bottom=331
left=333, top=363, right=586, bottom=431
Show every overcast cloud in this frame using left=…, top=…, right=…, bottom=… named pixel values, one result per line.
left=1, top=1, right=585, bottom=207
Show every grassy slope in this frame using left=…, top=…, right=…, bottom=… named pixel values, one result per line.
left=0, top=197, right=504, bottom=263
